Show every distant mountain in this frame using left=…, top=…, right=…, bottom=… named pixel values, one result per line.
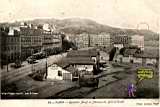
left=0, top=18, right=159, bottom=41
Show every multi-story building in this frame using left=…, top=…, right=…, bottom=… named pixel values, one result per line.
left=111, top=34, right=131, bottom=49
left=1, top=27, right=21, bottom=64
left=69, top=33, right=111, bottom=49
left=20, top=26, right=43, bottom=60
left=20, top=24, right=62, bottom=60
left=131, top=35, right=144, bottom=50
left=0, top=28, right=2, bottom=67
left=75, top=33, right=89, bottom=49
left=1, top=23, right=63, bottom=65
left=90, top=33, right=110, bottom=48
left=42, top=30, right=62, bottom=52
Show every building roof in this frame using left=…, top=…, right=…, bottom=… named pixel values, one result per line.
left=57, top=49, right=98, bottom=68
left=56, top=57, right=95, bottom=69
left=65, top=66, right=77, bottom=74
left=123, top=48, right=159, bottom=58
left=124, top=49, right=137, bottom=56
left=134, top=52, right=159, bottom=58
left=137, top=48, right=159, bottom=58
left=56, top=60, right=70, bottom=68
left=67, top=48, right=98, bottom=57
left=66, top=57, right=95, bottom=65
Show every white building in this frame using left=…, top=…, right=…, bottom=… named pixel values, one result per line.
left=73, top=33, right=111, bottom=49
left=47, top=64, right=72, bottom=80
left=131, top=35, right=144, bottom=50
left=113, top=44, right=123, bottom=49
left=90, top=33, right=110, bottom=47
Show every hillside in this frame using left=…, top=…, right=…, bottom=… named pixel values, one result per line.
left=0, top=18, right=159, bottom=42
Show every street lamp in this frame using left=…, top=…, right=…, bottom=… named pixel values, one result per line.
left=45, top=53, right=48, bottom=79
left=31, top=48, right=34, bottom=72
left=6, top=55, right=9, bottom=72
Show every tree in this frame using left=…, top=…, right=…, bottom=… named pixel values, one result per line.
left=119, top=47, right=126, bottom=56
left=109, top=47, right=117, bottom=61
left=37, top=24, right=43, bottom=29
left=24, top=22, right=28, bottom=26
left=4, top=27, right=9, bottom=33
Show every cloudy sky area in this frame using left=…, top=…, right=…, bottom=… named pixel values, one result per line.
left=0, top=0, right=159, bottom=32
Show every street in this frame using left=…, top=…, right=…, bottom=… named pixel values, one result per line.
left=1, top=53, right=67, bottom=85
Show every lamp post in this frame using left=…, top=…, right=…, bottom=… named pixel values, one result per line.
left=31, top=48, right=34, bottom=72
left=45, top=53, right=48, bottom=79
left=6, top=55, right=9, bottom=72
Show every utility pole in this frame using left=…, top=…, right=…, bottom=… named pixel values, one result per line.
left=45, top=53, right=48, bottom=79
left=31, top=48, right=34, bottom=72
left=88, top=33, right=90, bottom=47
left=7, top=55, right=9, bottom=72
left=19, top=33, right=22, bottom=66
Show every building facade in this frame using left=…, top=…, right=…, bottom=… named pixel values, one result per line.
left=20, top=24, right=62, bottom=60
left=20, top=27, right=43, bottom=60
left=1, top=27, right=21, bottom=64
left=90, top=33, right=110, bottom=48
left=42, top=30, right=62, bottom=54
left=75, top=33, right=89, bottom=49
left=111, top=34, right=131, bottom=49
left=1, top=24, right=63, bottom=65
left=71, top=33, right=111, bottom=49
left=131, top=35, right=144, bottom=50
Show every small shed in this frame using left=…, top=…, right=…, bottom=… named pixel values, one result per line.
left=47, top=64, right=72, bottom=80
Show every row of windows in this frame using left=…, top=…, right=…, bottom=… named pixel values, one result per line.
left=22, top=42, right=42, bottom=45
left=2, top=53, right=20, bottom=60
left=76, top=36, right=110, bottom=41
left=43, top=37, right=51, bottom=40
left=20, top=29, right=42, bottom=36
left=21, top=36, right=41, bottom=39
left=21, top=29, right=62, bottom=38
left=91, top=39, right=110, bottom=42
left=6, top=37, right=20, bottom=43
left=21, top=38, right=42, bottom=43
left=21, top=37, right=61, bottom=42
left=113, top=37, right=130, bottom=44
left=90, top=36, right=110, bottom=39
left=2, top=46, right=20, bottom=51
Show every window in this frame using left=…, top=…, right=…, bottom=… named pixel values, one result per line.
left=11, top=38, right=13, bottom=42
left=58, top=70, right=62, bottom=76
left=8, top=47, right=10, bottom=51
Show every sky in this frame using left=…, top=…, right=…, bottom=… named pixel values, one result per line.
left=0, top=0, right=159, bottom=32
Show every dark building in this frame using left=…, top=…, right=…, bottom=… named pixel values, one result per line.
left=1, top=27, right=21, bottom=65
left=42, top=30, right=62, bottom=55
left=1, top=23, right=63, bottom=65
left=111, top=34, right=131, bottom=48
left=20, top=27, right=43, bottom=60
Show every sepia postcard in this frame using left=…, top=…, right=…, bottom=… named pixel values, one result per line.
left=0, top=0, right=159, bottom=106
